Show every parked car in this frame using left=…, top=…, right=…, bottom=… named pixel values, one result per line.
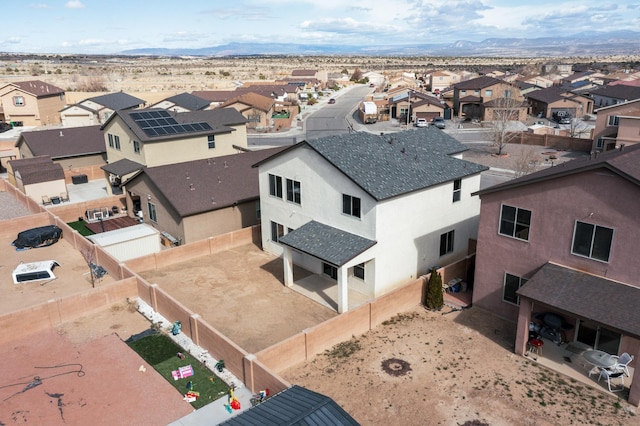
left=552, top=111, right=571, bottom=124
left=415, top=118, right=428, bottom=127
left=431, top=117, right=446, bottom=129
left=328, top=98, right=336, bottom=104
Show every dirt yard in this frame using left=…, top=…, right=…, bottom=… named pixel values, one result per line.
left=282, top=306, right=638, bottom=426
left=138, top=244, right=338, bottom=353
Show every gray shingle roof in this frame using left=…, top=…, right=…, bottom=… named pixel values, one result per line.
left=301, top=128, right=487, bottom=201
left=590, top=84, right=640, bottom=102
left=17, top=125, right=105, bottom=159
left=220, top=385, right=360, bottom=426
left=164, top=92, right=209, bottom=111
left=279, top=221, right=376, bottom=267
left=87, top=92, right=145, bottom=110
left=104, top=108, right=246, bottom=143
left=517, top=262, right=640, bottom=338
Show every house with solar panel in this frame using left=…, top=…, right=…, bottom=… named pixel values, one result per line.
left=254, top=128, right=487, bottom=313
left=100, top=108, right=248, bottom=195
left=60, top=92, right=145, bottom=127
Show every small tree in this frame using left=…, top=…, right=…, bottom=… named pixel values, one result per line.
left=424, top=268, right=443, bottom=310
left=350, top=67, right=363, bottom=82
left=486, top=97, right=524, bottom=155
left=80, top=246, right=97, bottom=288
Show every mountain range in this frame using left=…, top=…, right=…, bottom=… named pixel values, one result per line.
left=121, top=31, right=640, bottom=58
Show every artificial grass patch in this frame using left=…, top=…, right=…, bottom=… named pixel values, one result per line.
left=128, top=332, right=229, bottom=409
left=67, top=220, right=95, bottom=236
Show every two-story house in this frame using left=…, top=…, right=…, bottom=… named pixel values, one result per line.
left=60, top=92, right=145, bottom=127
left=472, top=144, right=640, bottom=406
left=218, top=92, right=275, bottom=131
left=526, top=86, right=594, bottom=120
left=589, top=85, right=640, bottom=109
left=0, top=80, right=65, bottom=126
left=429, top=70, right=461, bottom=94
left=592, top=98, right=640, bottom=152
left=100, top=108, right=247, bottom=193
left=255, top=128, right=487, bottom=313
left=453, top=76, right=527, bottom=121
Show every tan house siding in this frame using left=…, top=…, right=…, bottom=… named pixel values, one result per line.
left=36, top=95, right=65, bottom=125
left=0, top=85, right=65, bottom=126
left=592, top=100, right=640, bottom=151
left=103, top=119, right=247, bottom=168
left=182, top=202, right=259, bottom=244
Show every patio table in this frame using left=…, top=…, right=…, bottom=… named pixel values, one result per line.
left=583, top=349, right=616, bottom=377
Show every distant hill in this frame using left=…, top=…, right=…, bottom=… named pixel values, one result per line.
left=121, top=31, right=640, bottom=57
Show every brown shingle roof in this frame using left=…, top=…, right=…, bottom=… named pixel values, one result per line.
left=17, top=125, right=104, bottom=159
left=291, top=70, right=317, bottom=76
left=10, top=80, right=65, bottom=97
left=14, top=162, right=64, bottom=185
left=219, top=92, right=274, bottom=112
left=525, top=86, right=569, bottom=103
left=590, top=84, right=640, bottom=102
left=138, top=147, right=286, bottom=217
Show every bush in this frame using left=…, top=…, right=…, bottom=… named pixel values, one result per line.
left=424, top=268, right=443, bottom=310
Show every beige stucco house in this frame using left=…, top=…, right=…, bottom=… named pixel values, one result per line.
left=123, top=147, right=283, bottom=245
left=0, top=80, right=65, bottom=126
left=592, top=99, right=640, bottom=152
left=8, top=156, right=67, bottom=205
left=60, top=92, right=145, bottom=127
left=453, top=76, right=526, bottom=121
left=429, top=70, right=461, bottom=93
left=218, top=92, right=275, bottom=131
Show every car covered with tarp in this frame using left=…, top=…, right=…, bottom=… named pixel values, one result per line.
left=12, top=225, right=63, bottom=250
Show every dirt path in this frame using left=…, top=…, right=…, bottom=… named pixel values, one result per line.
left=282, top=307, right=637, bottom=426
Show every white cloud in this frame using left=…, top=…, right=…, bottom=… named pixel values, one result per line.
left=30, top=3, right=51, bottom=9
left=65, top=1, right=85, bottom=9
left=78, top=38, right=105, bottom=46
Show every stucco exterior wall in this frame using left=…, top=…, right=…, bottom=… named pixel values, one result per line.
left=182, top=201, right=259, bottom=244
left=473, top=169, right=640, bottom=321
left=104, top=118, right=248, bottom=167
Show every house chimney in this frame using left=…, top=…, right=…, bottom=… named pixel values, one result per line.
left=217, top=176, right=222, bottom=184
left=186, top=172, right=190, bottom=179
left=224, top=161, right=228, bottom=168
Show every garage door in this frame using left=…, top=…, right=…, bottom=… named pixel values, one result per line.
left=416, top=112, right=439, bottom=120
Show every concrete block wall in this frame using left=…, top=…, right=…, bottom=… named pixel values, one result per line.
left=243, top=355, right=290, bottom=395
left=195, top=319, right=248, bottom=383
left=63, top=164, right=106, bottom=184
left=254, top=333, right=307, bottom=374
left=370, top=278, right=423, bottom=328
left=0, top=212, right=51, bottom=237
left=49, top=195, right=126, bottom=223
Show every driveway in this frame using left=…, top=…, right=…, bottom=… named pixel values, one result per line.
left=138, top=243, right=338, bottom=353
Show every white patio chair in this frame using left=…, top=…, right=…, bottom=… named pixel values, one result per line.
left=611, top=353, right=634, bottom=377
left=598, top=368, right=625, bottom=392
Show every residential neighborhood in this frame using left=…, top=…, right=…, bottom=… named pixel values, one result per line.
left=1, top=54, right=640, bottom=425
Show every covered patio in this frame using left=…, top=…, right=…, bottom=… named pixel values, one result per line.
left=278, top=220, right=376, bottom=313
left=514, top=262, right=640, bottom=406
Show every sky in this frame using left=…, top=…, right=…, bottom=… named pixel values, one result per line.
left=2, top=0, right=640, bottom=54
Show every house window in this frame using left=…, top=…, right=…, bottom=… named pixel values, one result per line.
left=133, top=140, right=140, bottom=154
left=147, top=201, right=157, bottom=222
left=269, top=174, right=282, bottom=198
left=596, top=138, right=604, bottom=150
left=460, top=90, right=466, bottom=96
left=342, top=194, right=361, bottom=218
left=286, top=179, right=301, bottom=205
left=108, top=134, right=114, bottom=148
left=323, top=263, right=337, bottom=280
left=485, top=90, right=493, bottom=97
left=256, top=201, right=261, bottom=219
left=572, top=221, right=613, bottom=262
left=503, top=273, right=527, bottom=305
left=114, top=135, right=120, bottom=150
left=353, top=263, right=365, bottom=280
left=607, top=115, right=619, bottom=126
left=499, top=205, right=531, bottom=241
left=270, top=221, right=284, bottom=243
left=247, top=113, right=261, bottom=123
left=504, top=90, right=512, bottom=98
left=13, top=96, right=25, bottom=106
left=208, top=135, right=215, bottom=149
left=474, top=90, right=480, bottom=95
left=439, top=230, right=455, bottom=256
left=453, top=179, right=461, bottom=202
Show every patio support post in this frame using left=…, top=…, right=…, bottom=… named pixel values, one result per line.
left=283, top=246, right=293, bottom=287
left=515, top=298, right=533, bottom=356
left=628, top=347, right=640, bottom=407
left=337, top=266, right=348, bottom=314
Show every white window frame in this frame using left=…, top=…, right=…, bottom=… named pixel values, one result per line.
left=147, top=201, right=157, bottom=222
left=269, top=174, right=283, bottom=198
left=607, top=115, right=620, bottom=126
left=13, top=96, right=25, bottom=106
left=439, top=230, right=455, bottom=256
left=453, top=179, right=461, bottom=202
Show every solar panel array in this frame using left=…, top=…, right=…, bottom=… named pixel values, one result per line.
left=129, top=110, right=213, bottom=137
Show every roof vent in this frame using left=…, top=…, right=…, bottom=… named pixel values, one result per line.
left=186, top=172, right=190, bottom=180
left=619, top=144, right=625, bottom=151
left=401, top=147, right=406, bottom=154
left=224, top=161, right=228, bottom=168
left=217, top=176, right=222, bottom=184
left=59, top=131, right=64, bottom=137
left=189, top=183, right=195, bottom=191
left=211, top=197, right=216, bottom=205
